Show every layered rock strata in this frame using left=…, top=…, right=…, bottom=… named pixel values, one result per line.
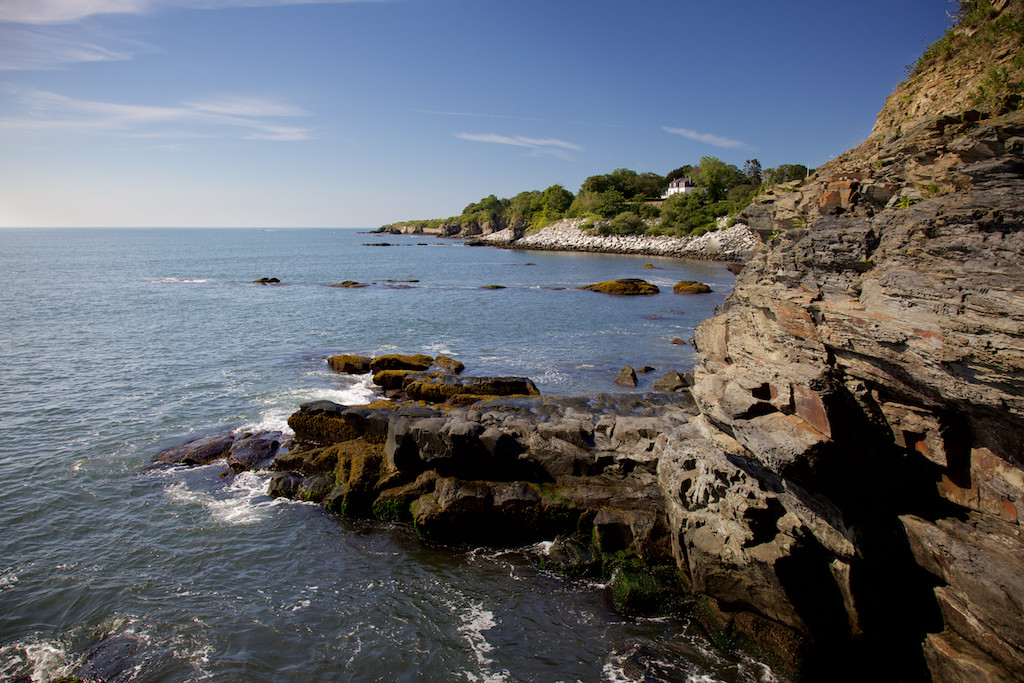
left=682, top=3, right=1024, bottom=677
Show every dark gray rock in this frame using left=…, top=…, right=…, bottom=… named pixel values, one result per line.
left=154, top=430, right=235, bottom=466
left=268, top=472, right=304, bottom=498
left=226, top=431, right=283, bottom=470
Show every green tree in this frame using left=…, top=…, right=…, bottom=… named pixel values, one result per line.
left=580, top=168, right=666, bottom=201
left=763, top=164, right=809, bottom=184
left=665, top=165, right=694, bottom=183
left=594, top=189, right=626, bottom=218
left=692, top=156, right=744, bottom=202
left=541, top=184, right=574, bottom=217
left=743, top=159, right=763, bottom=186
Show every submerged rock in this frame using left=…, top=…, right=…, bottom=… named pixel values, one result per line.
left=252, top=277, right=281, bottom=285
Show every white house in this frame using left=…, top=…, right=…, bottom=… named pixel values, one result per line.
left=662, top=176, right=696, bottom=198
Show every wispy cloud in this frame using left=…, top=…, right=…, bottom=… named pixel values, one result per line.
left=662, top=125, right=747, bottom=149
left=0, top=1, right=383, bottom=70
left=454, top=132, right=583, bottom=152
left=0, top=86, right=314, bottom=141
left=416, top=109, right=546, bottom=123
left=0, top=1, right=382, bottom=25
left=0, top=25, right=147, bottom=70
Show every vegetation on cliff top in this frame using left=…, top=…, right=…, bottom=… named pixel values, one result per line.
left=891, top=0, right=1024, bottom=126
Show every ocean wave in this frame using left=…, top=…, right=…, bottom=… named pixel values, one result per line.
left=149, top=277, right=209, bottom=284
left=0, top=567, right=18, bottom=592
left=164, top=470, right=304, bottom=526
left=237, top=374, right=378, bottom=434
left=0, top=638, right=74, bottom=683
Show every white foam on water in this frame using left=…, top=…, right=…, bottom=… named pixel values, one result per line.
left=237, top=374, right=379, bottom=435
left=0, top=567, right=18, bottom=591
left=456, top=601, right=511, bottom=683
left=0, top=640, right=74, bottom=683
left=164, top=470, right=293, bottom=526
left=532, top=540, right=555, bottom=555
left=421, top=341, right=455, bottom=356
left=150, top=277, right=209, bottom=284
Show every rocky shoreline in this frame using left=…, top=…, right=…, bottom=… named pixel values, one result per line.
left=378, top=217, right=758, bottom=262
left=469, top=219, right=758, bottom=262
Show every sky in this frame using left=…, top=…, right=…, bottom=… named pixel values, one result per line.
left=0, top=0, right=954, bottom=228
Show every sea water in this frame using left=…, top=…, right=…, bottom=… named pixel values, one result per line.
left=0, top=228, right=773, bottom=682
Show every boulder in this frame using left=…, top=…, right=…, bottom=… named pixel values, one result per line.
left=369, top=353, right=433, bottom=373
left=652, top=371, right=687, bottom=392
left=153, top=430, right=236, bottom=466
left=327, top=354, right=372, bottom=374
left=673, top=281, right=713, bottom=295
left=614, top=366, right=638, bottom=387
left=373, top=369, right=431, bottom=390
left=268, top=471, right=303, bottom=498
left=226, top=431, right=284, bottom=470
left=432, top=355, right=465, bottom=374
left=580, top=278, right=660, bottom=295
left=329, top=280, right=369, bottom=288
left=252, top=277, right=281, bottom=285
left=287, top=401, right=390, bottom=446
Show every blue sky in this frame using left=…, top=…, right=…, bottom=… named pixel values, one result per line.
left=0, top=0, right=952, bottom=227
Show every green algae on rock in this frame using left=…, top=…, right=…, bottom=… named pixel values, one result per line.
left=579, top=278, right=660, bottom=295
left=673, top=281, right=713, bottom=295
left=327, top=354, right=372, bottom=374
left=368, top=353, right=434, bottom=374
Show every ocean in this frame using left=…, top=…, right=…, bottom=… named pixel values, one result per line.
left=0, top=228, right=772, bottom=682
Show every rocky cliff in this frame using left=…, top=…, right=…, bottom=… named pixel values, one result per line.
left=683, top=1, right=1024, bottom=679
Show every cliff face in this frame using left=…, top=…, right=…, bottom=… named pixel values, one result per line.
left=677, top=2, right=1024, bottom=679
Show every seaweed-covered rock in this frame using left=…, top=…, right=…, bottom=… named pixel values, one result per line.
left=287, top=401, right=390, bottom=446
left=327, top=354, right=372, bottom=374
left=673, top=280, right=713, bottom=295
left=403, top=374, right=540, bottom=403
left=329, top=280, right=369, bottom=288
left=369, top=353, right=434, bottom=373
left=432, top=355, right=465, bottom=374
left=579, top=278, right=660, bottom=296
left=252, top=277, right=281, bottom=285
